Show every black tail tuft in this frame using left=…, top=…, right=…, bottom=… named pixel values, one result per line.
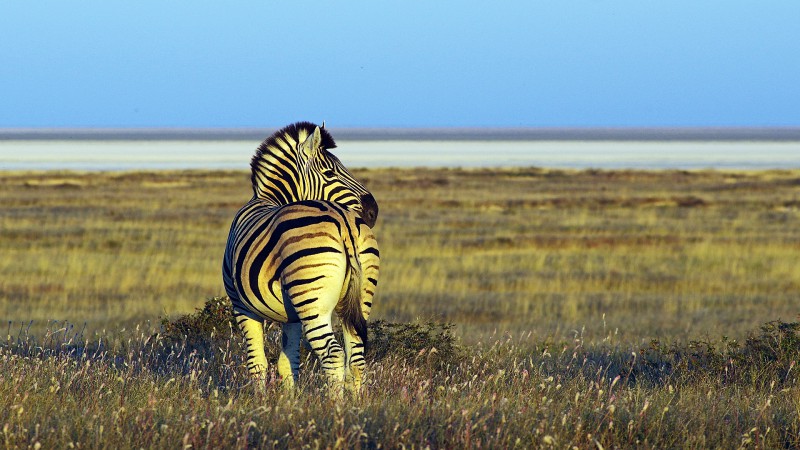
left=353, top=310, right=368, bottom=349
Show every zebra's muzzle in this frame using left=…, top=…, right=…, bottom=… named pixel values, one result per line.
left=361, top=193, right=379, bottom=228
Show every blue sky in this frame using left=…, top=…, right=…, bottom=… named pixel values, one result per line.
left=2, top=2, right=799, bottom=128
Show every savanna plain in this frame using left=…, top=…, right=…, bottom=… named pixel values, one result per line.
left=1, top=167, right=799, bottom=448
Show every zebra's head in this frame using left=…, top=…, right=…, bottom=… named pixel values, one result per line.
left=251, top=122, right=379, bottom=227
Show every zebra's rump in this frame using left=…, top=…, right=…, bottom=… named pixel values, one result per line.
left=223, top=199, right=365, bottom=323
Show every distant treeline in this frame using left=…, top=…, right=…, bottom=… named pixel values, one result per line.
left=2, top=127, right=800, bottom=141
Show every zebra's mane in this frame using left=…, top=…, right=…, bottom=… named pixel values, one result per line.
left=250, top=121, right=338, bottom=199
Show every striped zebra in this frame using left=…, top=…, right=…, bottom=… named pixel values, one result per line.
left=222, top=122, right=380, bottom=394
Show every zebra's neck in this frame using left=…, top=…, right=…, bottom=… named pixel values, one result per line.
left=251, top=151, right=307, bottom=205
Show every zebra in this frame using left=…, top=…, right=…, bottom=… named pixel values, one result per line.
left=222, top=122, right=380, bottom=394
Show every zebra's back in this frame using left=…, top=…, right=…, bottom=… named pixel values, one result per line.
left=223, top=198, right=378, bottom=328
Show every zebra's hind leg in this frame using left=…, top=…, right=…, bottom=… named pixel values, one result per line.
left=343, top=326, right=366, bottom=394
left=277, top=322, right=302, bottom=390
left=234, top=311, right=268, bottom=387
left=301, top=315, right=346, bottom=394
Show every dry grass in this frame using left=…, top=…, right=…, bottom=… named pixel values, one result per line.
left=2, top=168, right=799, bottom=341
left=369, top=167, right=800, bottom=342
left=1, top=167, right=800, bottom=447
left=2, top=311, right=799, bottom=448
left=0, top=170, right=245, bottom=330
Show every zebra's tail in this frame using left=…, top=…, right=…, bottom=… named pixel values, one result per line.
left=338, top=246, right=368, bottom=348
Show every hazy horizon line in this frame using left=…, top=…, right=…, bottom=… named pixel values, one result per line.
left=2, top=126, right=800, bottom=142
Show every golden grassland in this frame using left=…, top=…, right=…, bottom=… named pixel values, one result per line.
left=2, top=168, right=798, bottom=340
left=2, top=167, right=800, bottom=448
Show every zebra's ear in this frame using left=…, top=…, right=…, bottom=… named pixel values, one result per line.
left=300, top=126, right=322, bottom=159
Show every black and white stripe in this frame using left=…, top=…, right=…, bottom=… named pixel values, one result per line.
left=222, top=122, right=379, bottom=392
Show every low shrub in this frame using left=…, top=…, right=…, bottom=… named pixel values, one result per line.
left=639, top=319, right=800, bottom=387
left=159, top=297, right=463, bottom=372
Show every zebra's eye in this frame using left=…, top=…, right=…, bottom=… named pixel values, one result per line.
left=322, top=169, right=335, bottom=177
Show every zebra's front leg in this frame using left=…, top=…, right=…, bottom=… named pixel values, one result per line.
left=343, top=325, right=366, bottom=394
left=234, top=311, right=268, bottom=386
left=277, top=322, right=302, bottom=390
left=302, top=316, right=346, bottom=394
